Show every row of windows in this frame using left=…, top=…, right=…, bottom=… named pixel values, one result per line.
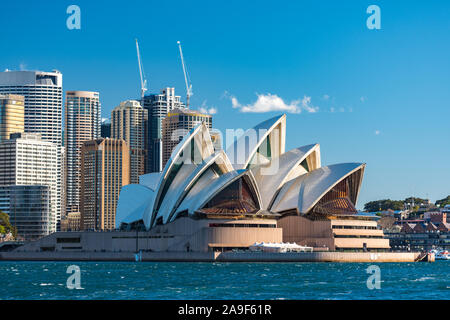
left=332, top=225, right=378, bottom=230
left=208, top=223, right=276, bottom=228
left=334, top=235, right=384, bottom=239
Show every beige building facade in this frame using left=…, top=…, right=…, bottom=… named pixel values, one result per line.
left=278, top=215, right=390, bottom=251
left=80, top=138, right=130, bottom=231
left=111, top=100, right=147, bottom=184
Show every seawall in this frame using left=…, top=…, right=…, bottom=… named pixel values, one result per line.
left=0, top=251, right=420, bottom=262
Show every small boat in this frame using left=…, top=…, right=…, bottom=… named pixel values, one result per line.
left=430, top=249, right=450, bottom=260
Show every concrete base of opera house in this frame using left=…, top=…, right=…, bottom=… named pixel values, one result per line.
left=0, top=216, right=422, bottom=262
left=0, top=250, right=421, bottom=263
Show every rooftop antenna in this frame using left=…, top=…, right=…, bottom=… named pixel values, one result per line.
left=177, top=41, right=192, bottom=108
left=135, top=38, right=148, bottom=101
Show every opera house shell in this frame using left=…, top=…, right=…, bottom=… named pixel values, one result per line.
left=115, top=114, right=389, bottom=252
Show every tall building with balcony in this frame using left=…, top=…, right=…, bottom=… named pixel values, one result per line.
left=64, top=91, right=101, bottom=217
left=0, top=94, right=24, bottom=142
left=0, top=70, right=63, bottom=230
left=0, top=133, right=58, bottom=232
left=143, top=88, right=184, bottom=173
left=162, top=108, right=212, bottom=167
left=80, top=138, right=130, bottom=230
left=111, top=100, right=147, bottom=184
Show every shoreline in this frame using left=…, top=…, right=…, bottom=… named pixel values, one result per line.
left=0, top=251, right=422, bottom=263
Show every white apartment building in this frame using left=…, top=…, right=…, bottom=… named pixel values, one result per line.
left=0, top=133, right=58, bottom=232
left=0, top=70, right=63, bottom=229
left=65, top=91, right=101, bottom=215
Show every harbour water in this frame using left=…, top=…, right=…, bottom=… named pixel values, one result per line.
left=1, top=261, right=448, bottom=300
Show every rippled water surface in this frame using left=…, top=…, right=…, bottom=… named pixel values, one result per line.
left=0, top=261, right=448, bottom=299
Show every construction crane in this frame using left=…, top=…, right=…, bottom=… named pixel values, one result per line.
left=177, top=41, right=192, bottom=108
left=135, top=38, right=148, bottom=100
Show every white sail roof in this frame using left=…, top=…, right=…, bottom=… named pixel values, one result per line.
left=115, top=184, right=156, bottom=229
left=270, top=163, right=365, bottom=214
left=139, top=172, right=161, bottom=191
left=116, top=114, right=367, bottom=231
left=150, top=122, right=214, bottom=227
left=226, top=114, right=286, bottom=170
left=250, top=144, right=320, bottom=209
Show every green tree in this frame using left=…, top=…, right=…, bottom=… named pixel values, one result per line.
left=435, top=195, right=450, bottom=207
left=404, top=197, right=428, bottom=206
left=0, top=211, right=16, bottom=237
left=364, top=199, right=404, bottom=212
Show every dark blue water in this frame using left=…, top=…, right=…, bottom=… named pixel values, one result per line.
left=0, top=261, right=448, bottom=299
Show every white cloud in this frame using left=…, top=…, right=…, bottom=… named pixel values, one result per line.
left=19, top=63, right=27, bottom=71
left=207, top=107, right=217, bottom=114
left=199, top=100, right=218, bottom=115
left=199, top=107, right=217, bottom=115
left=231, top=96, right=240, bottom=109
left=360, top=96, right=366, bottom=103
left=375, top=130, right=380, bottom=135
left=322, top=94, right=330, bottom=101
left=229, top=93, right=319, bottom=114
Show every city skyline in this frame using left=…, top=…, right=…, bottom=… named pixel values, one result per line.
left=0, top=0, right=449, bottom=209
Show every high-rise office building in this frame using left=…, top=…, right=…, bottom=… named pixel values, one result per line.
left=0, top=94, right=24, bottom=142
left=0, top=70, right=63, bottom=230
left=143, top=88, right=184, bottom=173
left=80, top=138, right=130, bottom=231
left=111, top=100, right=147, bottom=184
left=0, top=185, right=50, bottom=240
left=162, top=108, right=212, bottom=167
left=64, top=91, right=101, bottom=217
left=0, top=133, right=58, bottom=232
left=60, top=146, right=66, bottom=225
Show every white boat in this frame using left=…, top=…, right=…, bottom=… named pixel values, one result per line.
left=430, top=249, right=450, bottom=260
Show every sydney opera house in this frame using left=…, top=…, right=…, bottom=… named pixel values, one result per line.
left=113, top=114, right=390, bottom=252
left=7, top=114, right=390, bottom=257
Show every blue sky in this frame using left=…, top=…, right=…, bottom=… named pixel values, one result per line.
left=1, top=0, right=449, bottom=208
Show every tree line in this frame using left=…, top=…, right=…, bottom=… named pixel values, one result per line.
left=364, top=195, right=450, bottom=212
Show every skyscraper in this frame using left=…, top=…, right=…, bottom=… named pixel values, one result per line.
left=143, top=88, right=184, bottom=173
left=0, top=70, right=63, bottom=230
left=0, top=133, right=58, bottom=232
left=80, top=138, right=130, bottom=231
left=64, top=91, right=101, bottom=217
left=111, top=100, right=147, bottom=184
left=0, top=94, right=24, bottom=142
left=162, top=108, right=212, bottom=167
